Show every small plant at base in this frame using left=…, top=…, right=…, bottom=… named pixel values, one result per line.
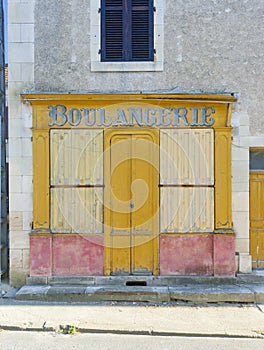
left=66, top=325, right=79, bottom=335
left=59, top=325, right=79, bottom=335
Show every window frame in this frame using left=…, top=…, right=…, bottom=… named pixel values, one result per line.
left=100, top=0, right=154, bottom=62
left=90, top=0, right=164, bottom=72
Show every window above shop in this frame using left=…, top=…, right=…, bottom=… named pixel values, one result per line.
left=101, top=0, right=154, bottom=62
left=91, top=0, right=164, bottom=72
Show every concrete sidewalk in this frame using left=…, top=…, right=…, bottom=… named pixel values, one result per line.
left=11, top=283, right=264, bottom=304
left=9, top=272, right=264, bottom=304
left=0, top=272, right=264, bottom=338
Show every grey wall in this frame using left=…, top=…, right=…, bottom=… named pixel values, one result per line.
left=34, top=0, right=264, bottom=135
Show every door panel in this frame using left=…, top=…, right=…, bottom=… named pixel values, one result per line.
left=105, top=130, right=159, bottom=275
left=131, top=134, right=159, bottom=274
left=250, top=172, right=264, bottom=268
left=110, top=135, right=131, bottom=274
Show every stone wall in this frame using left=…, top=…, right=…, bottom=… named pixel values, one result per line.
left=8, top=0, right=35, bottom=286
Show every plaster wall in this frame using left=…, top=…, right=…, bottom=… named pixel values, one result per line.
left=34, top=0, right=264, bottom=135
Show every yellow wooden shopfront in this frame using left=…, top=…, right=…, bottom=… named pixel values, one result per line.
left=23, top=93, right=236, bottom=277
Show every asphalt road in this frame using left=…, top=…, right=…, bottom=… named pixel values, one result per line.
left=0, top=331, right=263, bottom=350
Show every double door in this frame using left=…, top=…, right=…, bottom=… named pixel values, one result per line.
left=104, top=130, right=159, bottom=275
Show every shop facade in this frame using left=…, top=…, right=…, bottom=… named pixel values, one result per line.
left=24, top=93, right=235, bottom=278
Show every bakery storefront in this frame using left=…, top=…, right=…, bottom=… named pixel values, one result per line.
left=23, top=93, right=236, bottom=279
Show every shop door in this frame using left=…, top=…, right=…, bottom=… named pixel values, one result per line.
left=250, top=172, right=264, bottom=268
left=104, top=130, right=159, bottom=275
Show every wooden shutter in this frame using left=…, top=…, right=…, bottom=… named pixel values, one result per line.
left=50, top=130, right=103, bottom=234
left=131, top=0, right=154, bottom=61
left=160, top=129, right=214, bottom=233
left=101, top=0, right=154, bottom=62
left=101, top=0, right=124, bottom=61
left=160, top=129, right=214, bottom=185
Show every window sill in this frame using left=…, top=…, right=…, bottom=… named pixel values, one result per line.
left=91, top=60, right=163, bottom=72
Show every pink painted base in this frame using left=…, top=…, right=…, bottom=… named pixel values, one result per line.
left=30, top=234, right=235, bottom=277
left=53, top=236, right=104, bottom=275
left=160, top=234, right=235, bottom=277
left=30, top=235, right=52, bottom=276
left=30, top=235, right=104, bottom=277
left=213, top=235, right=236, bottom=276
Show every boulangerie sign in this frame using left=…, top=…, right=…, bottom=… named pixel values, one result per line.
left=48, top=104, right=216, bottom=128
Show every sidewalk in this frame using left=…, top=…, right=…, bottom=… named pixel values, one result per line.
left=0, top=272, right=264, bottom=338
left=9, top=272, right=264, bottom=304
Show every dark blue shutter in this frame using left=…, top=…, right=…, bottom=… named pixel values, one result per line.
left=131, top=0, right=154, bottom=61
left=101, top=0, right=154, bottom=62
left=101, top=0, right=124, bottom=61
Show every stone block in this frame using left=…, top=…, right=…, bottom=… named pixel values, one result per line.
left=231, top=145, right=249, bottom=161
left=9, top=43, right=34, bottom=63
left=8, top=157, right=33, bottom=177
left=232, top=161, right=249, bottom=183
left=8, top=23, right=21, bottom=42
left=9, top=192, right=33, bottom=211
left=8, top=63, right=22, bottom=83
left=9, top=176, right=23, bottom=193
left=48, top=276, right=95, bottom=285
left=251, top=285, right=264, bottom=303
left=21, top=137, right=32, bottom=156
left=10, top=230, right=30, bottom=249
left=238, top=253, right=252, bottom=274
left=233, top=212, right=249, bottom=239
left=21, top=23, right=34, bottom=42
left=21, top=63, right=34, bottom=82
left=9, top=3, right=34, bottom=24
left=240, top=136, right=264, bottom=148
left=22, top=176, right=33, bottom=194
left=27, top=276, right=48, bottom=285
left=85, top=286, right=170, bottom=302
left=23, top=211, right=33, bottom=230
left=10, top=249, right=23, bottom=268
left=9, top=212, right=23, bottom=231
left=9, top=137, right=22, bottom=157
left=8, top=95, right=22, bottom=115
left=23, top=248, right=30, bottom=269
left=232, top=192, right=249, bottom=212
left=169, top=285, right=255, bottom=303
left=8, top=118, right=32, bottom=138
left=232, top=182, right=249, bottom=192
left=16, top=285, right=51, bottom=300
left=10, top=269, right=28, bottom=288
left=235, top=238, right=249, bottom=254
